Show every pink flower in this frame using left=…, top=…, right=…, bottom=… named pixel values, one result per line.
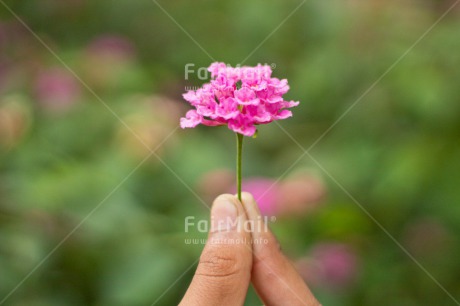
left=229, top=178, right=280, bottom=216
left=180, top=62, right=299, bottom=137
left=222, top=172, right=326, bottom=217
left=180, top=110, right=201, bottom=128
left=227, top=114, right=257, bottom=136
left=34, top=68, right=80, bottom=112
left=296, top=243, right=358, bottom=291
left=276, top=174, right=325, bottom=216
left=87, top=35, right=135, bottom=60
left=311, top=243, right=357, bottom=287
left=234, top=87, right=259, bottom=106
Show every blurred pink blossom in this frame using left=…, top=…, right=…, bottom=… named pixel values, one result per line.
left=198, top=169, right=325, bottom=216
left=197, top=169, right=326, bottom=216
left=297, top=242, right=358, bottom=291
left=34, top=68, right=80, bottom=112
left=87, top=35, right=135, bottom=60
left=239, top=178, right=280, bottom=216
left=278, top=174, right=326, bottom=216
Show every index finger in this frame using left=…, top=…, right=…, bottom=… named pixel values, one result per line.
left=241, top=192, right=321, bottom=306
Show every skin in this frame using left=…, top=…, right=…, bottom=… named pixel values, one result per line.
left=180, top=192, right=321, bottom=306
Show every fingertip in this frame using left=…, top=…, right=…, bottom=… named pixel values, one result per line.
left=241, top=191, right=255, bottom=204
left=213, top=193, right=238, bottom=206
left=213, top=193, right=247, bottom=219
left=241, top=192, right=261, bottom=217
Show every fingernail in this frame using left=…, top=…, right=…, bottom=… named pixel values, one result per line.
left=211, top=198, right=238, bottom=232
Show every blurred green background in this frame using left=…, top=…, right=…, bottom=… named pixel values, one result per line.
left=1, top=0, right=460, bottom=305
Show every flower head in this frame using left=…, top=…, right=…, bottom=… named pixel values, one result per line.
left=34, top=68, right=81, bottom=112
left=180, top=63, right=299, bottom=136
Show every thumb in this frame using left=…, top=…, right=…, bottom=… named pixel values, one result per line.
left=180, top=194, right=252, bottom=306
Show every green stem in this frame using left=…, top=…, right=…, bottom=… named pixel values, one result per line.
left=236, top=133, right=243, bottom=202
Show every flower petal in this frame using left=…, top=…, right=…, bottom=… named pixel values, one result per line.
left=228, top=115, right=257, bottom=136
left=180, top=110, right=202, bottom=128
left=275, top=109, right=292, bottom=120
